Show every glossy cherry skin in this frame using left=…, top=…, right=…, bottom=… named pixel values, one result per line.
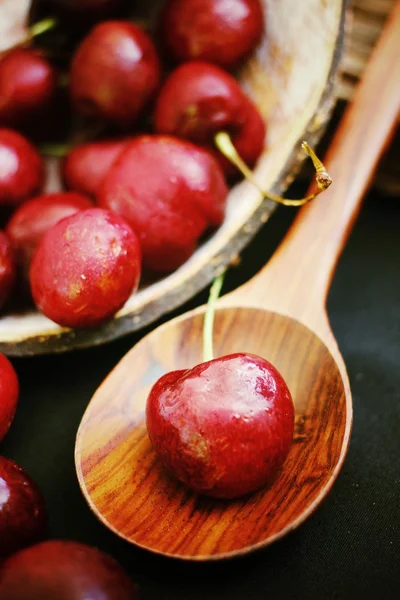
left=162, top=0, right=264, bottom=70
left=0, top=354, right=19, bottom=443
left=0, top=457, right=46, bottom=559
left=146, top=353, right=295, bottom=499
left=70, top=21, right=161, bottom=128
left=0, top=49, right=57, bottom=128
left=30, top=208, right=141, bottom=329
left=98, top=135, right=228, bottom=273
left=63, top=139, right=127, bottom=198
left=6, top=192, right=92, bottom=283
left=154, top=61, right=266, bottom=178
left=0, top=129, right=44, bottom=207
left=0, top=540, right=138, bottom=600
left=0, top=231, right=16, bottom=309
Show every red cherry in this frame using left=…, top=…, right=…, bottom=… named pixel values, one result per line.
left=0, top=354, right=19, bottom=443
left=0, top=540, right=138, bottom=599
left=6, top=192, right=92, bottom=284
left=62, top=139, right=127, bottom=198
left=0, top=456, right=46, bottom=559
left=70, top=21, right=161, bottom=128
left=154, top=61, right=266, bottom=177
left=30, top=208, right=141, bottom=329
left=0, top=129, right=44, bottom=207
left=0, top=49, right=57, bottom=128
left=0, top=231, right=16, bottom=309
left=146, top=353, right=294, bottom=499
left=162, top=0, right=264, bottom=70
left=98, top=135, right=228, bottom=272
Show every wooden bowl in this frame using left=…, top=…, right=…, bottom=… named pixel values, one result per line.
left=0, top=0, right=346, bottom=356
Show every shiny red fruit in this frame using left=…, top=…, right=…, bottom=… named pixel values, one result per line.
left=0, top=540, right=138, bottom=599
left=6, top=192, right=92, bottom=283
left=146, top=353, right=294, bottom=499
left=154, top=61, right=266, bottom=177
left=162, top=0, right=264, bottom=70
left=0, top=457, right=46, bottom=559
left=0, top=354, right=19, bottom=443
left=98, top=135, right=228, bottom=272
left=63, top=139, right=127, bottom=198
left=0, top=129, right=44, bottom=207
left=0, top=49, right=57, bottom=127
left=0, top=231, right=16, bottom=309
left=30, top=208, right=141, bottom=328
left=70, top=21, right=161, bottom=128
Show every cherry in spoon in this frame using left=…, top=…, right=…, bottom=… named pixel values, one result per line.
left=146, top=349, right=295, bottom=499
left=75, top=7, right=400, bottom=560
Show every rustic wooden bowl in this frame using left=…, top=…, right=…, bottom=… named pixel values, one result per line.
left=0, top=0, right=346, bottom=355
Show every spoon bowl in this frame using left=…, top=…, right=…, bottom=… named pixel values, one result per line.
left=76, top=306, right=349, bottom=560
left=75, top=3, right=400, bottom=561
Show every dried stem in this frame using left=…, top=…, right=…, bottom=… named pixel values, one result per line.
left=215, top=132, right=332, bottom=206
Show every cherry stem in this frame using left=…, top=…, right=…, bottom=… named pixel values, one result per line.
left=203, top=270, right=226, bottom=363
left=214, top=132, right=332, bottom=206
left=1, top=18, right=58, bottom=55
left=30, top=17, right=58, bottom=38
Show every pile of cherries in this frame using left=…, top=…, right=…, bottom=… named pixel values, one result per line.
left=0, top=1, right=282, bottom=597
left=0, top=2, right=299, bottom=597
left=0, top=0, right=266, bottom=330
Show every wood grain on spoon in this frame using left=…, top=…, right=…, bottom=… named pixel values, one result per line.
left=75, top=2, right=400, bottom=560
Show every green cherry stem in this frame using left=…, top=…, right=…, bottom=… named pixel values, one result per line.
left=214, top=132, right=332, bottom=206
left=0, top=17, right=58, bottom=55
left=29, top=17, right=58, bottom=38
left=203, top=270, right=226, bottom=363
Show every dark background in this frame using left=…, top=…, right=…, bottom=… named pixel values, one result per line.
left=1, top=133, right=399, bottom=597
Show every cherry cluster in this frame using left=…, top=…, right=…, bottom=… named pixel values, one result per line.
left=0, top=0, right=265, bottom=331
left=0, top=2, right=267, bottom=596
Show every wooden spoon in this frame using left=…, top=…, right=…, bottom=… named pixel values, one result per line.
left=75, top=3, right=400, bottom=561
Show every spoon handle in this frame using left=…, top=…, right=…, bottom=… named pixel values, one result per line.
left=227, top=0, right=400, bottom=341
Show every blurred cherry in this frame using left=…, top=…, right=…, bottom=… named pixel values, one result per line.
left=0, top=49, right=57, bottom=128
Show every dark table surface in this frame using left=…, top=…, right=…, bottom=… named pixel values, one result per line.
left=1, top=177, right=399, bottom=598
